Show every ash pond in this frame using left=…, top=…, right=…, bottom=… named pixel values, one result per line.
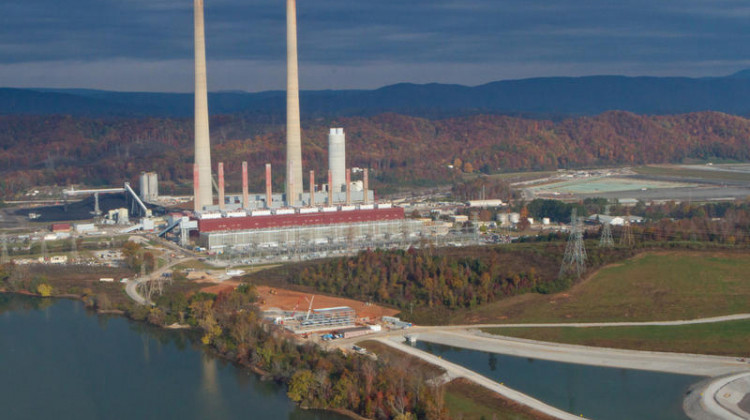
left=0, top=295, right=345, bottom=420
left=415, top=341, right=701, bottom=420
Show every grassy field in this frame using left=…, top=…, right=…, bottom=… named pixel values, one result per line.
left=451, top=251, right=750, bottom=324
left=483, top=320, right=750, bottom=357
left=444, top=379, right=556, bottom=420
left=172, top=259, right=216, bottom=271
left=358, top=340, right=445, bottom=378
left=634, top=165, right=750, bottom=183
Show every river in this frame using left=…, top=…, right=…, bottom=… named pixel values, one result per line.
left=0, top=295, right=346, bottom=420
left=416, top=341, right=701, bottom=420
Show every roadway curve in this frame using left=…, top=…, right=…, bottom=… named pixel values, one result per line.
left=125, top=257, right=193, bottom=306
left=374, top=337, right=590, bottom=420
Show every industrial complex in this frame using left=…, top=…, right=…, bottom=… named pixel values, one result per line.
left=177, top=0, right=425, bottom=252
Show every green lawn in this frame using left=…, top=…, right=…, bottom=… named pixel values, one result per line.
left=172, top=259, right=217, bottom=271
left=451, top=251, right=750, bottom=324
left=483, top=319, right=750, bottom=357
left=633, top=165, right=750, bottom=183
left=444, top=379, right=555, bottom=420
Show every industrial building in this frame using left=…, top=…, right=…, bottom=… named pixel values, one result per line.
left=179, top=0, right=427, bottom=252
left=280, top=306, right=357, bottom=334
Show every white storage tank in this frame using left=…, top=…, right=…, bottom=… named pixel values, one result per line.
left=147, top=172, right=159, bottom=200
left=328, top=128, right=346, bottom=193
left=139, top=172, right=149, bottom=200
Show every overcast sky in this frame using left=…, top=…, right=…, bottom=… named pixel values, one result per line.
left=1, top=0, right=749, bottom=92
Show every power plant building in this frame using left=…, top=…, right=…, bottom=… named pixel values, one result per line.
left=181, top=0, right=427, bottom=252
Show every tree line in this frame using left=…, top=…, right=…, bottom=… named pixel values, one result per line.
left=2, top=111, right=750, bottom=197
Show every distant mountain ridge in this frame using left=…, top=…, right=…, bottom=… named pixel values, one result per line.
left=4, top=71, right=750, bottom=118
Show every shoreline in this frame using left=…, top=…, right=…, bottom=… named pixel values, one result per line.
left=0, top=290, right=370, bottom=420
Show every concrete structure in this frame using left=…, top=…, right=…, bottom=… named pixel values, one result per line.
left=328, top=128, right=346, bottom=193
left=139, top=172, right=149, bottom=201
left=139, top=172, right=159, bottom=201
left=286, top=0, right=303, bottom=206
left=194, top=0, right=213, bottom=211
left=148, top=172, right=158, bottom=200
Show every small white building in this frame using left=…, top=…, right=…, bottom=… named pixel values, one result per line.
left=49, top=255, right=68, bottom=264
left=466, top=199, right=505, bottom=208
left=75, top=223, right=96, bottom=234
left=450, top=215, right=469, bottom=223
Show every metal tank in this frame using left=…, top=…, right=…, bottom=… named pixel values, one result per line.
left=328, top=128, right=346, bottom=193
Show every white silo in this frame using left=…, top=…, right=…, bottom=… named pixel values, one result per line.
left=139, top=172, right=150, bottom=200
left=147, top=172, right=159, bottom=200
left=328, top=128, right=346, bottom=192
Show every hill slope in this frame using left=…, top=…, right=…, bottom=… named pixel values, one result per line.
left=4, top=72, right=750, bottom=118
left=1, top=111, right=749, bottom=198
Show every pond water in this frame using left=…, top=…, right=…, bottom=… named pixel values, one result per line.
left=416, top=341, right=701, bottom=420
left=0, top=295, right=345, bottom=420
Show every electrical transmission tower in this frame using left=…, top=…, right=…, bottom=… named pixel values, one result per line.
left=599, top=206, right=614, bottom=248
left=1, top=235, right=9, bottom=264
left=559, top=208, right=588, bottom=279
left=620, top=210, right=634, bottom=247
left=70, top=235, right=79, bottom=262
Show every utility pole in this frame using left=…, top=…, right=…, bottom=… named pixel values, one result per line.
left=1, top=235, right=9, bottom=264
left=599, top=205, right=614, bottom=248
left=620, top=209, right=634, bottom=247
left=70, top=235, right=79, bottom=262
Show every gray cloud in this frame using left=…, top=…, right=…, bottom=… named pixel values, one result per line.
left=0, top=0, right=749, bottom=91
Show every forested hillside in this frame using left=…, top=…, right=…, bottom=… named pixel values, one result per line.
left=0, top=111, right=749, bottom=198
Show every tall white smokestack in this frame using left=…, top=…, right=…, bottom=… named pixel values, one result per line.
left=328, top=128, right=346, bottom=193
left=286, top=0, right=303, bottom=206
left=194, top=0, right=213, bottom=211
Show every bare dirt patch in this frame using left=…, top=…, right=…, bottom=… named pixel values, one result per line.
left=255, top=285, right=399, bottom=321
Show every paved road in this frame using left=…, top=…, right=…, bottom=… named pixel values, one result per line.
left=699, top=372, right=750, bottom=420
left=124, top=257, right=193, bottom=306
left=374, top=337, right=589, bottom=420
left=426, top=313, right=750, bottom=330
left=412, top=329, right=750, bottom=377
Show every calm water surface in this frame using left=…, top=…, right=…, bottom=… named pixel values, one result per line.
left=0, top=295, right=345, bottom=420
left=416, top=341, right=701, bottom=420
